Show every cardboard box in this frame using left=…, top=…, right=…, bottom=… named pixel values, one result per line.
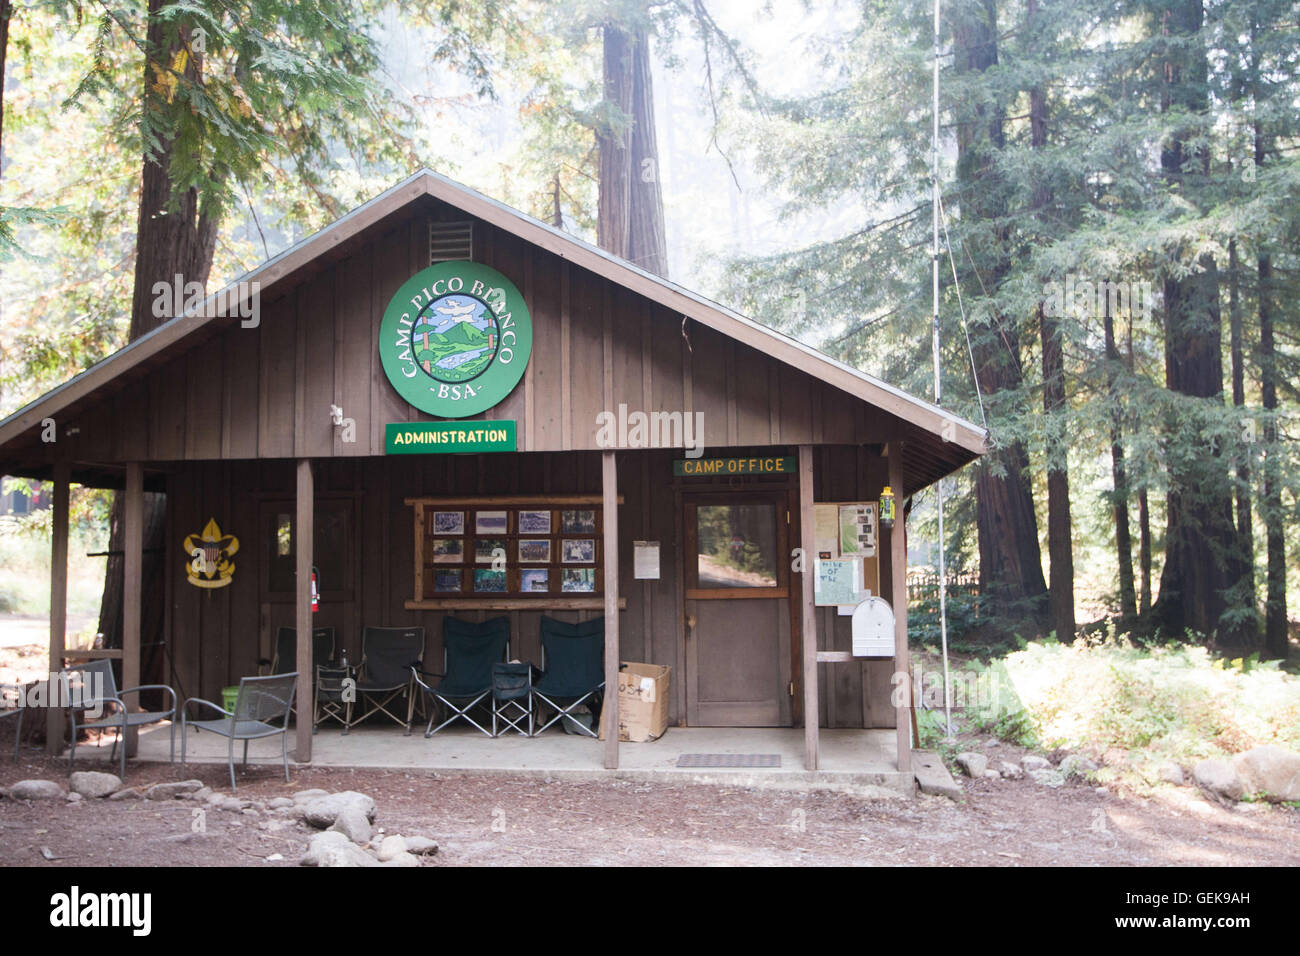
left=599, top=662, right=671, bottom=742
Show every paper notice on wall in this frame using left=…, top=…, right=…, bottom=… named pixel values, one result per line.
left=633, top=541, right=660, bottom=580
left=815, top=558, right=860, bottom=606
left=838, top=504, right=877, bottom=558
left=814, top=505, right=840, bottom=559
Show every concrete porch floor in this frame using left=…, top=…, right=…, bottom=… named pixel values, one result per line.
left=115, top=721, right=914, bottom=795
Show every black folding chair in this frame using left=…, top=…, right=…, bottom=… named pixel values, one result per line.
left=412, top=617, right=510, bottom=738
left=351, top=626, right=425, bottom=735
left=533, top=616, right=605, bottom=737
left=259, top=626, right=335, bottom=676
left=491, top=662, right=533, bottom=737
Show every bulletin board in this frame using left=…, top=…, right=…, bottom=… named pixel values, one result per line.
left=403, top=496, right=624, bottom=611
left=813, top=501, right=881, bottom=607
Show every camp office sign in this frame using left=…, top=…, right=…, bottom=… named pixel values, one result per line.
left=380, top=261, right=533, bottom=418
left=674, top=456, right=797, bottom=477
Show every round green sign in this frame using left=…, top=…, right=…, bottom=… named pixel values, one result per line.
left=379, top=261, right=532, bottom=418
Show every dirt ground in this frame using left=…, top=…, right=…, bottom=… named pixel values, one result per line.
left=2, top=742, right=1297, bottom=867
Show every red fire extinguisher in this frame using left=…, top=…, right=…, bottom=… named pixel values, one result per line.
left=310, top=566, right=320, bottom=612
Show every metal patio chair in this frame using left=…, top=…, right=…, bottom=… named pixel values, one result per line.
left=351, top=626, right=425, bottom=734
left=181, top=673, right=297, bottom=791
left=63, top=659, right=177, bottom=778
left=533, top=616, right=605, bottom=738
left=491, top=662, right=534, bottom=737
left=412, top=616, right=510, bottom=738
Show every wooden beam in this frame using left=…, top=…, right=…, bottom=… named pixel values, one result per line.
left=887, top=442, right=912, bottom=774
left=798, top=444, right=819, bottom=771
left=122, top=461, right=142, bottom=755
left=405, top=598, right=627, bottom=612
left=402, top=494, right=624, bottom=507
left=601, top=450, right=619, bottom=770
left=46, top=462, right=70, bottom=755
left=295, top=459, right=314, bottom=763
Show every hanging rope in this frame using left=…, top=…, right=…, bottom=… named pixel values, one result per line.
left=937, top=193, right=989, bottom=433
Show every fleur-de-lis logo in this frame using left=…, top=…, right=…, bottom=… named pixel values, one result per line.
left=184, top=518, right=239, bottom=589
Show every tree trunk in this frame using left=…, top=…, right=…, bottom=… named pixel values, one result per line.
left=626, top=28, right=667, bottom=278
left=1028, top=9, right=1073, bottom=641
left=954, top=0, right=1047, bottom=626
left=596, top=24, right=633, bottom=259
left=1150, top=0, right=1250, bottom=647
left=97, top=0, right=220, bottom=660
left=596, top=18, right=667, bottom=278
left=1104, top=306, right=1137, bottom=620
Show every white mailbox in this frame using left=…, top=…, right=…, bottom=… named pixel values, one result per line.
left=851, top=596, right=896, bottom=657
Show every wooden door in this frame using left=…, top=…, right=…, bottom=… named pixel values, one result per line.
left=683, top=492, right=792, bottom=726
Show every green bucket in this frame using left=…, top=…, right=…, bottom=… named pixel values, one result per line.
left=221, top=685, right=239, bottom=712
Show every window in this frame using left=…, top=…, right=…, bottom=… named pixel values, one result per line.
left=263, top=500, right=354, bottom=599
left=685, top=495, right=788, bottom=598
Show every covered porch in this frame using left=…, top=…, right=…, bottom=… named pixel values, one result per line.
left=126, top=721, right=911, bottom=794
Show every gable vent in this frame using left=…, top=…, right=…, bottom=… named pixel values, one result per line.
left=429, top=221, right=473, bottom=264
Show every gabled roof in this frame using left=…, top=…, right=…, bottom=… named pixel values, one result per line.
left=0, top=168, right=986, bottom=478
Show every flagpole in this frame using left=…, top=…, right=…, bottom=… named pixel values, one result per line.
left=932, top=0, right=953, bottom=739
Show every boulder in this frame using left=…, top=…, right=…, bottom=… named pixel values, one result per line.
left=193, top=787, right=214, bottom=802
left=300, top=791, right=376, bottom=828
left=268, top=797, right=294, bottom=810
left=300, top=830, right=380, bottom=868
left=108, top=788, right=142, bottom=801
left=1022, top=755, right=1051, bottom=772
left=329, top=807, right=374, bottom=845
left=955, top=752, right=988, bottom=778
left=66, top=792, right=83, bottom=803
left=292, top=788, right=330, bottom=804
left=1231, top=746, right=1300, bottom=803
left=1156, top=762, right=1185, bottom=786
left=10, top=779, right=66, bottom=800
left=70, top=771, right=122, bottom=798
left=381, top=851, right=420, bottom=868
left=146, top=780, right=204, bottom=800
left=1192, top=759, right=1244, bottom=802
left=1028, top=769, right=1066, bottom=789
left=983, top=769, right=1001, bottom=779
left=998, top=761, right=1023, bottom=780
left=376, top=835, right=408, bottom=861
left=404, top=836, right=439, bottom=856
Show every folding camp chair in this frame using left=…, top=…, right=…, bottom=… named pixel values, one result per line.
left=533, top=616, right=605, bottom=737
left=313, top=665, right=352, bottom=733
left=412, top=616, right=509, bottom=738
left=181, top=673, right=297, bottom=791
left=64, top=659, right=177, bottom=777
left=491, top=662, right=533, bottom=737
left=351, top=626, right=425, bottom=735
left=259, top=626, right=335, bottom=676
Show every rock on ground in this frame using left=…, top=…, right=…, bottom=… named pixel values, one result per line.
left=1022, top=756, right=1051, bottom=772
left=9, top=779, right=66, bottom=800
left=108, top=788, right=142, bottom=801
left=69, top=771, right=122, bottom=798
left=404, top=836, right=439, bottom=856
left=955, top=752, right=988, bottom=778
left=268, top=797, right=294, bottom=810
left=300, top=791, right=376, bottom=828
left=377, top=835, right=408, bottom=861
left=146, top=780, right=204, bottom=800
left=382, top=851, right=420, bottom=867
left=300, top=830, right=380, bottom=868
left=1231, top=746, right=1300, bottom=803
left=329, top=807, right=374, bottom=845
left=1059, top=755, right=1100, bottom=778
left=998, top=761, right=1023, bottom=780
left=1157, top=762, right=1185, bottom=786
left=1028, top=769, right=1066, bottom=789
left=292, top=789, right=330, bottom=804
left=1192, top=759, right=1244, bottom=802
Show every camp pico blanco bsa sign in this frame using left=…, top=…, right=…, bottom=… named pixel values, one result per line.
left=379, top=261, right=533, bottom=418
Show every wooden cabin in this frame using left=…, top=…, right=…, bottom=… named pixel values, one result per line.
left=0, top=170, right=984, bottom=772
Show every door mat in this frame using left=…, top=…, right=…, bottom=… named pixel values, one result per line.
left=675, top=753, right=782, bottom=769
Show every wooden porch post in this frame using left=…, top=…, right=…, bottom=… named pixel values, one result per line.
left=798, top=445, right=819, bottom=771
left=601, top=450, right=620, bottom=770
left=122, top=462, right=143, bottom=755
left=46, top=463, right=70, bottom=754
left=295, top=458, right=314, bottom=763
left=887, top=442, right=912, bottom=773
